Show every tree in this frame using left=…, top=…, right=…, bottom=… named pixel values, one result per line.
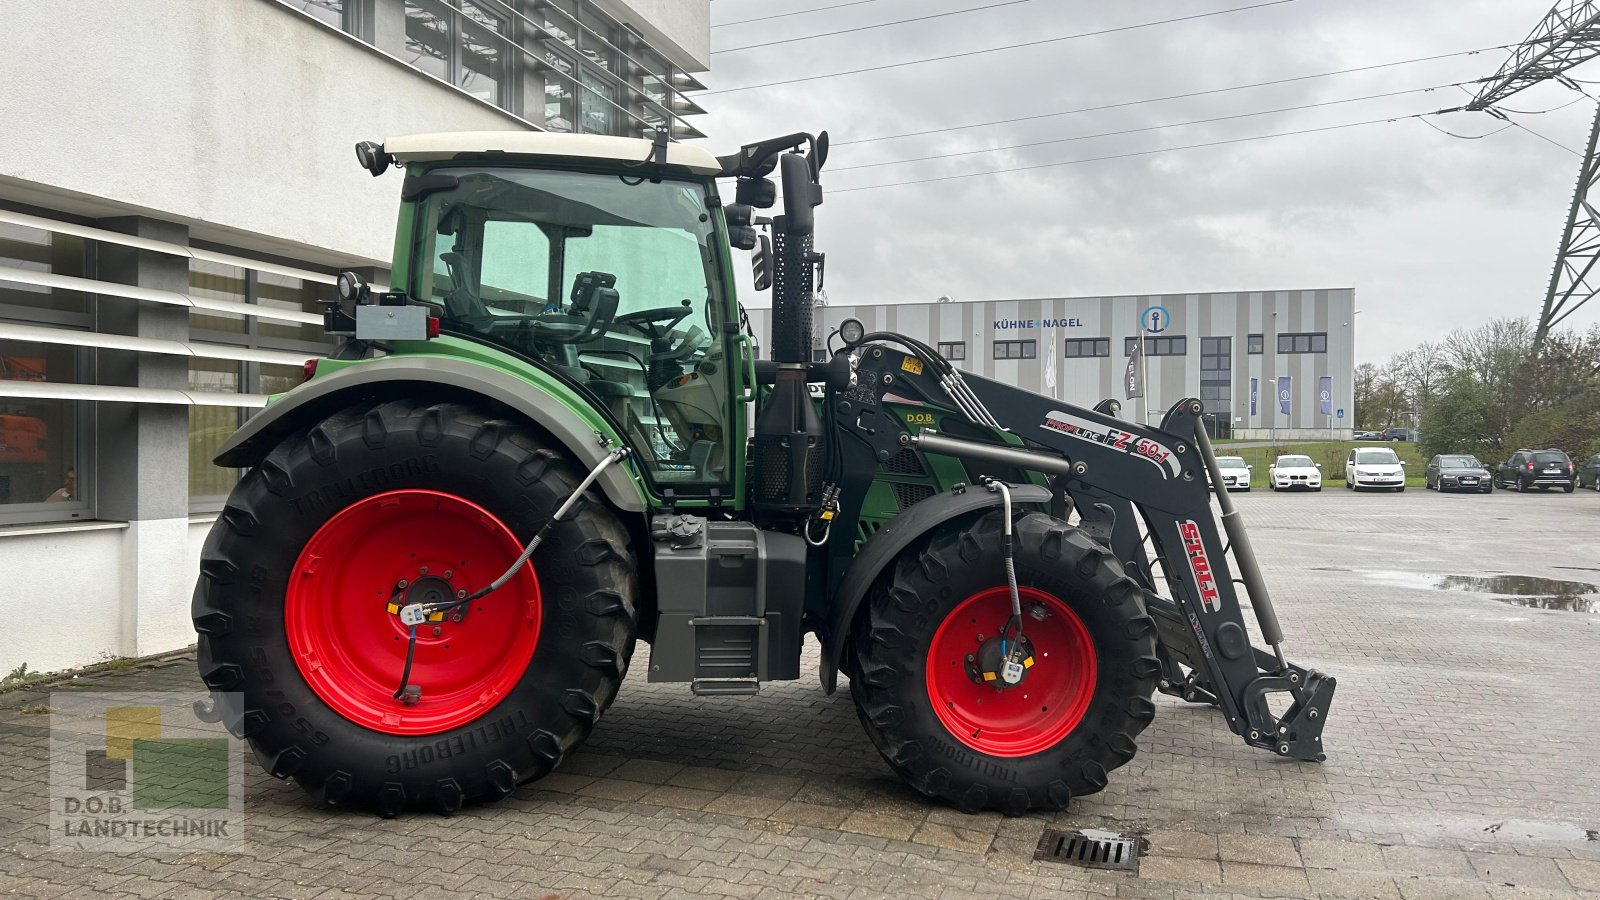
left=1419, top=373, right=1501, bottom=458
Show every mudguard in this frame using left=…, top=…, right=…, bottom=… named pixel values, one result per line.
left=821, top=482, right=1051, bottom=693
left=213, top=355, right=647, bottom=513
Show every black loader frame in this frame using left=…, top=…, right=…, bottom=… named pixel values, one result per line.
left=811, top=336, right=1335, bottom=762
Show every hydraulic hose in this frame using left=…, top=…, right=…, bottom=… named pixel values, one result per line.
left=392, top=446, right=631, bottom=701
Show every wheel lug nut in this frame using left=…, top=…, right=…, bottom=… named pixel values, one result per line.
left=419, top=566, right=429, bottom=576
left=443, top=570, right=454, bottom=580
left=431, top=626, right=443, bottom=637
left=456, top=590, right=467, bottom=599
left=397, top=579, right=409, bottom=589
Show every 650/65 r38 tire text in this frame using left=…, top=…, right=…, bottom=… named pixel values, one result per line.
left=850, top=511, right=1159, bottom=815
left=191, top=399, right=637, bottom=816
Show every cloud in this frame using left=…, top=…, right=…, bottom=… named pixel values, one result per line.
left=695, top=0, right=1600, bottom=362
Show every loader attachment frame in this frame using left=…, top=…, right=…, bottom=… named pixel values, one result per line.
left=822, top=340, right=1335, bottom=762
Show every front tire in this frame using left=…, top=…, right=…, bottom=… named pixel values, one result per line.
left=850, top=512, right=1159, bottom=815
left=192, top=399, right=638, bottom=816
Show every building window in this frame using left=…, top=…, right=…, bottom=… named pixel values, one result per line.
left=1277, top=332, right=1327, bottom=354
left=1124, top=336, right=1187, bottom=356
left=993, top=340, right=1036, bottom=360
left=812, top=348, right=829, bottom=363
left=293, top=0, right=348, bottom=29
left=1064, top=338, right=1109, bottom=358
left=1, top=220, right=93, bottom=524
left=403, top=0, right=507, bottom=107
left=1247, top=334, right=1263, bottom=354
left=1199, top=337, right=1232, bottom=421
left=937, top=341, right=966, bottom=360
left=184, top=252, right=336, bottom=511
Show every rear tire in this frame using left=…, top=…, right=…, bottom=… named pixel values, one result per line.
left=850, top=512, right=1159, bottom=815
left=192, top=399, right=638, bottom=816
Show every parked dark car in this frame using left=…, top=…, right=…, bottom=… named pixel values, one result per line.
left=1495, top=448, right=1576, bottom=493
left=1579, top=453, right=1600, bottom=491
left=1425, top=454, right=1492, bottom=493
left=1353, top=430, right=1385, bottom=441
left=1380, top=427, right=1417, bottom=442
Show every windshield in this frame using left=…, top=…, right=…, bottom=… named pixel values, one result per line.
left=1440, top=455, right=1481, bottom=469
left=1354, top=449, right=1399, bottom=465
left=1217, top=457, right=1248, bottom=469
left=1278, top=456, right=1313, bottom=467
left=411, top=166, right=732, bottom=488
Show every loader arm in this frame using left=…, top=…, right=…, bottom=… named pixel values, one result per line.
left=822, top=339, right=1335, bottom=763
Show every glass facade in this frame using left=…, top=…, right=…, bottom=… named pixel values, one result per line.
left=289, top=0, right=707, bottom=139
left=993, top=340, right=1036, bottom=360
left=1064, top=338, right=1109, bottom=358
left=1199, top=336, right=1232, bottom=426
left=937, top=341, right=965, bottom=360
left=1278, top=332, right=1328, bottom=354
left=1124, top=336, right=1187, bottom=356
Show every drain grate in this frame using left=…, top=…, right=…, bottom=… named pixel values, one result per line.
left=1033, top=828, right=1144, bottom=871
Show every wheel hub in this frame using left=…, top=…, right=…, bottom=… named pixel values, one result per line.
left=967, top=633, right=1036, bottom=689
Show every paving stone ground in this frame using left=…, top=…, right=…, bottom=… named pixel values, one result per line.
left=4, top=486, right=1599, bottom=899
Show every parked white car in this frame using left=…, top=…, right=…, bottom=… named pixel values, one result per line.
left=1268, top=455, right=1322, bottom=491
left=1212, top=456, right=1253, bottom=492
left=1346, top=447, right=1407, bottom=492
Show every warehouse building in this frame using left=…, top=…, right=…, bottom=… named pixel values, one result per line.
left=0, top=0, right=709, bottom=675
left=744, top=289, right=1357, bottom=439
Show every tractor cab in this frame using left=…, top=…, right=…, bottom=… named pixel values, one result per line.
left=384, top=132, right=745, bottom=490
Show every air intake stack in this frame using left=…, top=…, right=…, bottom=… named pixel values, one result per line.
left=752, top=150, right=826, bottom=516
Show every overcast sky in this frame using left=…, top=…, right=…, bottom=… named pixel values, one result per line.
left=689, top=0, right=1600, bottom=364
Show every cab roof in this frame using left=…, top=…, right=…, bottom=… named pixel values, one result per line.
left=383, top=131, right=723, bottom=176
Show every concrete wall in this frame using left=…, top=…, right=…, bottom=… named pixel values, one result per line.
left=601, top=0, right=711, bottom=70
left=745, top=289, right=1358, bottom=431
left=4, top=525, right=128, bottom=675
left=0, top=0, right=530, bottom=270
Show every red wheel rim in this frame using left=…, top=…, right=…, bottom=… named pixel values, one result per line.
left=925, top=586, right=1097, bottom=757
left=285, top=490, right=541, bottom=736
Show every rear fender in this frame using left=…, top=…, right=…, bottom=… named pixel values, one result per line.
left=214, top=356, right=646, bottom=513
left=821, top=482, right=1051, bottom=692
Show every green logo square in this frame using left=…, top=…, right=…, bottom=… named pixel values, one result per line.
left=131, top=738, right=231, bottom=810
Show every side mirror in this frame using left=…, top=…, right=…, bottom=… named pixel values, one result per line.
left=729, top=226, right=758, bottom=251
left=1400, top=460, right=1407, bottom=466
left=1315, top=463, right=1323, bottom=468
left=752, top=234, right=772, bottom=291
left=779, top=152, right=821, bottom=236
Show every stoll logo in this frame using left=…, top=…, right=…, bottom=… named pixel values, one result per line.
left=1140, top=305, right=1171, bottom=334
left=49, top=691, right=244, bottom=852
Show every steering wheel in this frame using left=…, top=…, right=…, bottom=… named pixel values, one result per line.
left=616, top=300, right=693, bottom=337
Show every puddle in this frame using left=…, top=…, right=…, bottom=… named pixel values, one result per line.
left=1362, top=571, right=1600, bottom=612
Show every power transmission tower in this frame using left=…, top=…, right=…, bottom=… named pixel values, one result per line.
left=1467, top=1, right=1600, bottom=350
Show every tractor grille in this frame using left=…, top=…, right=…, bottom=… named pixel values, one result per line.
left=881, top=447, right=926, bottom=476
left=892, top=482, right=935, bottom=510
left=1033, top=829, right=1144, bottom=872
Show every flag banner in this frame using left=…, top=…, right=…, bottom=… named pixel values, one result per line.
left=1250, top=377, right=1258, bottom=415
left=1124, top=334, right=1144, bottom=399
left=1045, top=333, right=1057, bottom=395
left=1277, top=376, right=1292, bottom=415
left=1318, top=376, right=1332, bottom=416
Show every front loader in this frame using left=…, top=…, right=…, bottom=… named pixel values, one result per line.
left=192, top=128, right=1335, bottom=817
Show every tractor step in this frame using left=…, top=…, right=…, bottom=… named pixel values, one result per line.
left=691, top=678, right=761, bottom=696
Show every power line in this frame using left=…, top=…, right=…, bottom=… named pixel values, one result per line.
left=829, top=112, right=1429, bottom=193
left=1417, top=116, right=1514, bottom=140
left=713, top=0, right=893, bottom=28
left=830, top=83, right=1465, bottom=172
left=714, top=0, right=1032, bottom=54
left=1507, top=119, right=1583, bottom=156
left=701, top=0, right=1297, bottom=96
left=832, top=45, right=1512, bottom=147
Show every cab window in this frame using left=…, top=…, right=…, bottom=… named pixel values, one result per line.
left=411, top=166, right=734, bottom=489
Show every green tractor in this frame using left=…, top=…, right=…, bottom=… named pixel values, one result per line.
left=193, top=129, right=1335, bottom=817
